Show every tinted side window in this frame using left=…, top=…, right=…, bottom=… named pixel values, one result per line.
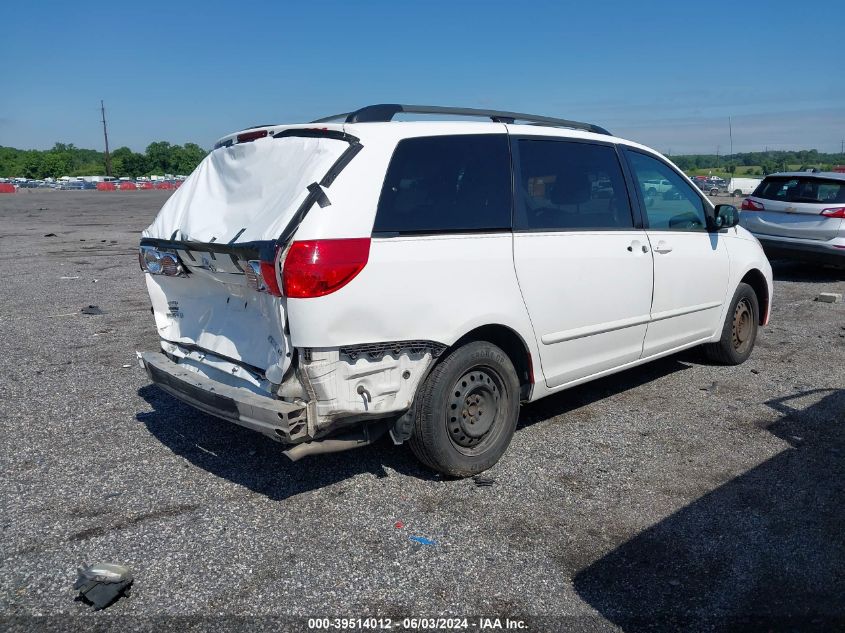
left=626, top=151, right=707, bottom=231
left=373, top=135, right=511, bottom=234
left=515, top=140, right=634, bottom=230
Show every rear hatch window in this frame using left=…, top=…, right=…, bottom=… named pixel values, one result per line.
left=753, top=177, right=845, bottom=205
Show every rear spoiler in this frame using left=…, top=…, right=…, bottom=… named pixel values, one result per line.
left=213, top=123, right=352, bottom=150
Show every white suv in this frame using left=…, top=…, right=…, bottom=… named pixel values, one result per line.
left=137, top=104, right=773, bottom=477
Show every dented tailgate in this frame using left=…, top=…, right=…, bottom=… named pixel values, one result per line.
left=140, top=127, right=360, bottom=388
left=144, top=242, right=291, bottom=378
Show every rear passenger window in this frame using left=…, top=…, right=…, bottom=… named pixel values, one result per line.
left=373, top=135, right=511, bottom=234
left=515, top=140, right=634, bottom=230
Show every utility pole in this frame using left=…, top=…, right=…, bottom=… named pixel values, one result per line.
left=101, top=100, right=112, bottom=177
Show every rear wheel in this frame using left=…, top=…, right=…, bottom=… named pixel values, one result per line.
left=702, top=282, right=759, bottom=365
left=409, top=341, right=520, bottom=477
left=732, top=189, right=742, bottom=197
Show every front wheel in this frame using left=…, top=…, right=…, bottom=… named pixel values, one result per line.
left=408, top=341, right=520, bottom=477
left=702, top=282, right=759, bottom=365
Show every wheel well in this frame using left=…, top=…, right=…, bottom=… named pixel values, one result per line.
left=741, top=269, right=769, bottom=325
left=452, top=325, right=534, bottom=400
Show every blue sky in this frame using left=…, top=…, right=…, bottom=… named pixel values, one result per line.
left=2, top=0, right=843, bottom=155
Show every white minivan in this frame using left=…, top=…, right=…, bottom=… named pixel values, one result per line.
left=138, top=104, right=773, bottom=476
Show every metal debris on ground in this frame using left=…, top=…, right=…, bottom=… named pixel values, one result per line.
left=409, top=536, right=436, bottom=546
left=815, top=293, right=842, bottom=304
left=74, top=562, right=133, bottom=610
left=80, top=305, right=103, bottom=315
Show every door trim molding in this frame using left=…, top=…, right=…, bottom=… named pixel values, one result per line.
left=540, top=301, right=721, bottom=345
left=541, top=314, right=650, bottom=344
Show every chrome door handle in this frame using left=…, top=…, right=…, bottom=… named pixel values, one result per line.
left=654, top=241, right=673, bottom=254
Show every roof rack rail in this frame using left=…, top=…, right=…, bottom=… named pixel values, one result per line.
left=311, top=104, right=611, bottom=135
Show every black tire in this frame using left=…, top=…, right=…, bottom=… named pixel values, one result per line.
left=647, top=188, right=657, bottom=196
left=408, top=341, right=520, bottom=477
left=702, top=282, right=759, bottom=365
left=709, top=188, right=719, bottom=196
left=732, top=189, right=742, bottom=197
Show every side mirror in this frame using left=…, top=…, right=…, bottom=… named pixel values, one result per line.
left=709, top=204, right=739, bottom=230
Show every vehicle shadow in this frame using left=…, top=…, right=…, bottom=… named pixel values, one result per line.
left=137, top=354, right=693, bottom=499
left=136, top=384, right=439, bottom=501
left=518, top=355, right=693, bottom=429
left=573, top=388, right=845, bottom=630
left=771, top=259, right=845, bottom=282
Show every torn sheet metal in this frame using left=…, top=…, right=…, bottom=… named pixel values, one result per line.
left=143, top=135, right=348, bottom=244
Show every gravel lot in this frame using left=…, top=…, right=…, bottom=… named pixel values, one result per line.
left=1, top=190, right=843, bottom=631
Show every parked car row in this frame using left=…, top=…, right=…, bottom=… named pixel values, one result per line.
left=688, top=175, right=764, bottom=197
left=0, top=177, right=185, bottom=191
left=690, top=176, right=726, bottom=195
left=98, top=179, right=183, bottom=191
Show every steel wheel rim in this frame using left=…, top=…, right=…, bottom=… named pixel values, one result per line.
left=446, top=365, right=507, bottom=456
left=732, top=298, right=754, bottom=353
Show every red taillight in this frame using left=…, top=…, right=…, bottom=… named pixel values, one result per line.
left=821, top=207, right=845, bottom=219
left=282, top=238, right=370, bottom=299
left=245, top=250, right=282, bottom=297
left=236, top=129, right=268, bottom=144
left=741, top=198, right=764, bottom=211
left=259, top=260, right=282, bottom=296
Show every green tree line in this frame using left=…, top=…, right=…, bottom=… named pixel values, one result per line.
left=4, top=143, right=843, bottom=181
left=670, top=149, right=845, bottom=175
left=0, top=142, right=207, bottom=179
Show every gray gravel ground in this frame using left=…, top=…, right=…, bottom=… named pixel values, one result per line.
left=1, top=191, right=843, bottom=632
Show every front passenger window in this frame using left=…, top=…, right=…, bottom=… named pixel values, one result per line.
left=626, top=151, right=707, bottom=231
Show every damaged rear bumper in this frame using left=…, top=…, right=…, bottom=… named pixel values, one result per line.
left=137, top=351, right=309, bottom=443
